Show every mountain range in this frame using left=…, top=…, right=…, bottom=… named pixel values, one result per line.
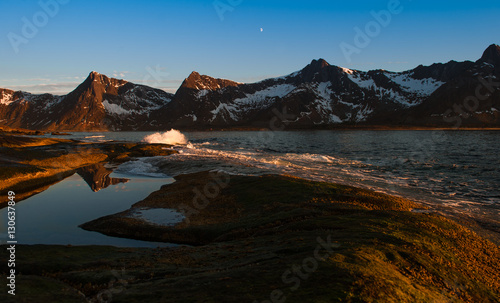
left=1, top=44, right=499, bottom=131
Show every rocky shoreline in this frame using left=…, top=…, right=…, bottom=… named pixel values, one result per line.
left=1, top=131, right=499, bottom=302
left=0, top=132, right=177, bottom=207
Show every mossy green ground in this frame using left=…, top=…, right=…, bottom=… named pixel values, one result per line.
left=2, top=172, right=498, bottom=302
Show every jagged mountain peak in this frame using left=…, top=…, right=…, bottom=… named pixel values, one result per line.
left=187, top=71, right=201, bottom=78
left=309, top=58, right=330, bottom=69
left=87, top=71, right=107, bottom=82
left=0, top=69, right=174, bottom=131
left=181, top=71, right=240, bottom=91
left=479, top=44, right=500, bottom=65
left=182, top=71, right=202, bottom=85
left=181, top=71, right=208, bottom=89
left=295, top=58, right=336, bottom=82
left=86, top=71, right=125, bottom=84
left=75, top=71, right=128, bottom=97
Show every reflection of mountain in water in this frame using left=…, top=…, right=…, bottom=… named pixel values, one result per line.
left=77, top=164, right=129, bottom=192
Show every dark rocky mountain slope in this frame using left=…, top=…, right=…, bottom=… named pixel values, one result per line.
left=1, top=45, right=499, bottom=130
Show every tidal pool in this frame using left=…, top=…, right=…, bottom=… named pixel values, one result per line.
left=0, top=167, right=177, bottom=248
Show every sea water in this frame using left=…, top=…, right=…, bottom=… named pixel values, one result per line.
left=108, top=130, right=499, bottom=221
left=2, top=130, right=498, bottom=246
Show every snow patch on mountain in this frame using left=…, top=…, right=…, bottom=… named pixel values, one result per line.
left=103, top=100, right=131, bottom=116
left=347, top=73, right=376, bottom=89
left=316, top=82, right=334, bottom=100
left=196, top=90, right=210, bottom=99
left=102, top=86, right=172, bottom=116
left=329, top=114, right=343, bottom=123
left=312, top=98, right=343, bottom=123
left=274, top=70, right=301, bottom=80
left=234, top=84, right=296, bottom=106
left=210, top=103, right=239, bottom=122
left=207, top=83, right=299, bottom=121
left=355, top=106, right=374, bottom=122
left=0, top=91, right=14, bottom=105
left=45, top=95, right=64, bottom=108
left=194, top=83, right=213, bottom=90
left=338, top=99, right=362, bottom=109
left=387, top=73, right=444, bottom=96
left=373, top=87, right=414, bottom=107
left=346, top=70, right=444, bottom=107
left=341, top=67, right=355, bottom=75
left=297, top=82, right=345, bottom=124
left=208, top=83, right=298, bottom=122
left=112, top=82, right=126, bottom=89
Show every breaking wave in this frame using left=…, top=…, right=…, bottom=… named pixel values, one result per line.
left=142, top=129, right=188, bottom=145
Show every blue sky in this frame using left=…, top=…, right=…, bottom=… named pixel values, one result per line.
left=0, top=0, right=498, bottom=94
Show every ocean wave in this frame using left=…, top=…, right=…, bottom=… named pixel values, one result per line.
left=142, top=129, right=188, bottom=145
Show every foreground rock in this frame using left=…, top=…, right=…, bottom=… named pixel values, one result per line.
left=0, top=134, right=177, bottom=207
left=13, top=171, right=490, bottom=302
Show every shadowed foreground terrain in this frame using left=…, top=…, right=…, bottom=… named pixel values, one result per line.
left=1, top=171, right=499, bottom=302
left=0, top=133, right=177, bottom=207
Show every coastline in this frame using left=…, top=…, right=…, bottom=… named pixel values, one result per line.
left=0, top=133, right=177, bottom=208
left=1, top=130, right=499, bottom=302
